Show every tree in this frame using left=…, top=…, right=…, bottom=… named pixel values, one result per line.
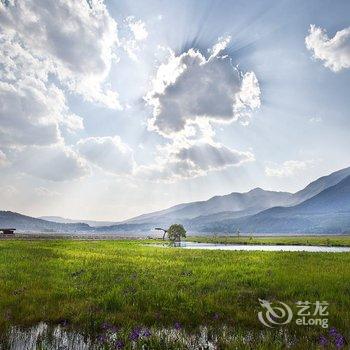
left=155, top=227, right=168, bottom=240
left=167, top=224, right=186, bottom=244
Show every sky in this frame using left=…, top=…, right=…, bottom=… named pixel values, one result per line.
left=0, top=0, right=350, bottom=221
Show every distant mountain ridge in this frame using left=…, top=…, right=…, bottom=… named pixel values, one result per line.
left=289, top=166, right=350, bottom=205
left=39, top=216, right=117, bottom=227
left=1, top=165, right=350, bottom=235
left=202, top=174, right=350, bottom=234
left=0, top=211, right=90, bottom=233
left=122, top=166, right=350, bottom=230
left=124, top=188, right=294, bottom=226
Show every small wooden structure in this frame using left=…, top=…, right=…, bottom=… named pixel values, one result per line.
left=0, top=228, right=16, bottom=235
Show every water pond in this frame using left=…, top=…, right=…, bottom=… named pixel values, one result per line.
left=155, top=242, right=350, bottom=253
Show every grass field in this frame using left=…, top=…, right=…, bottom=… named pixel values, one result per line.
left=188, top=235, right=350, bottom=247
left=0, top=238, right=349, bottom=349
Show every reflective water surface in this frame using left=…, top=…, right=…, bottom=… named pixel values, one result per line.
left=170, top=242, right=350, bottom=253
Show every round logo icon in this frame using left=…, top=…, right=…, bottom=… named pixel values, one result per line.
left=258, top=298, right=293, bottom=328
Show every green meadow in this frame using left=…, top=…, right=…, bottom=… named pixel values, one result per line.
left=189, top=235, right=350, bottom=247
left=0, top=238, right=350, bottom=349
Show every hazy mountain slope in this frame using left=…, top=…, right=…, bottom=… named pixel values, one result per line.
left=39, top=216, right=116, bottom=227
left=95, top=222, right=155, bottom=234
left=5, top=166, right=350, bottom=235
left=122, top=203, right=190, bottom=224
left=186, top=208, right=260, bottom=227
left=0, top=211, right=91, bottom=232
left=202, top=175, right=350, bottom=234
left=123, top=166, right=350, bottom=232
left=167, top=188, right=293, bottom=218
left=291, top=174, right=350, bottom=214
left=0, top=211, right=154, bottom=235
left=124, top=188, right=293, bottom=225
left=289, top=166, right=350, bottom=205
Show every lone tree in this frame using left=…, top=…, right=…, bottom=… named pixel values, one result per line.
left=167, top=224, right=186, bottom=244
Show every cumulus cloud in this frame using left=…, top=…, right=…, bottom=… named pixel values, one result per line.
left=0, top=33, right=83, bottom=147
left=120, top=16, right=148, bottom=61
left=176, top=142, right=254, bottom=171
left=127, top=16, right=148, bottom=41
left=265, top=160, right=314, bottom=178
left=140, top=37, right=259, bottom=181
left=78, top=136, right=136, bottom=175
left=0, top=79, right=82, bottom=147
left=145, top=40, right=261, bottom=136
left=0, top=0, right=120, bottom=107
left=15, top=145, right=90, bottom=181
left=138, top=141, right=254, bottom=182
left=0, top=1, right=145, bottom=181
left=209, top=35, right=231, bottom=59
left=305, top=25, right=350, bottom=72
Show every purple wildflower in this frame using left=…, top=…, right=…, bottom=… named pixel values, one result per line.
left=143, top=328, right=152, bottom=337
left=129, top=327, right=141, bottom=341
left=174, top=322, right=182, bottom=330
left=319, top=335, right=328, bottom=346
left=129, top=332, right=139, bottom=341
left=213, top=313, right=220, bottom=320
left=115, top=340, right=125, bottom=349
left=329, top=327, right=338, bottom=337
left=97, top=334, right=107, bottom=343
left=335, top=335, right=345, bottom=349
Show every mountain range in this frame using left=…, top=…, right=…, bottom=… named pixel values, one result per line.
left=0, top=211, right=90, bottom=233
left=1, top=166, right=350, bottom=235
left=38, top=216, right=117, bottom=227
left=199, top=174, right=350, bottom=234
left=117, top=165, right=350, bottom=234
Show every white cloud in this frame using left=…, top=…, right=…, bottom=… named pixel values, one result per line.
left=120, top=16, right=148, bottom=61
left=140, top=37, right=259, bottom=182
left=0, top=79, right=82, bottom=147
left=127, top=16, right=148, bottom=41
left=14, top=145, right=90, bottom=181
left=138, top=141, right=254, bottom=182
left=309, top=116, right=323, bottom=123
left=209, top=35, right=231, bottom=60
left=145, top=41, right=260, bottom=137
left=265, top=160, right=314, bottom=178
left=0, top=0, right=120, bottom=107
left=305, top=25, right=350, bottom=72
left=77, top=136, right=136, bottom=175
left=176, top=141, right=254, bottom=173
left=0, top=0, right=137, bottom=182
